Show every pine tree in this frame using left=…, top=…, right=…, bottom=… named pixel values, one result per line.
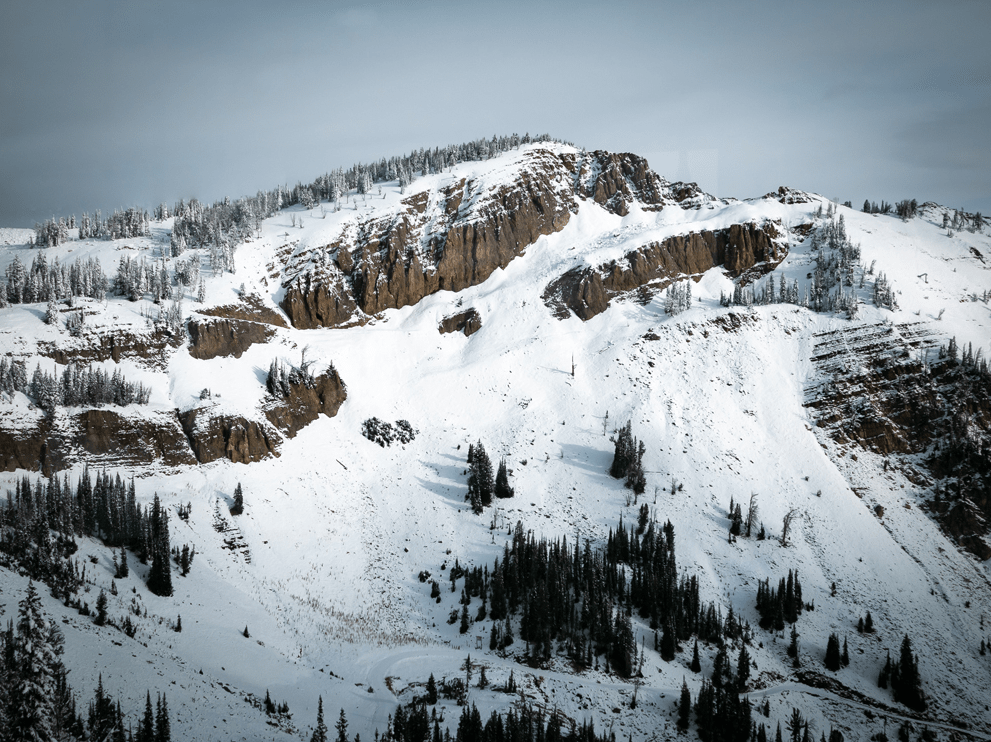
left=690, top=638, right=701, bottom=673
left=45, top=299, right=60, bottom=327
left=146, top=495, right=173, bottom=597
left=878, top=650, right=891, bottom=689
left=95, top=589, right=108, bottom=626
left=660, top=619, right=676, bottom=662
left=335, top=709, right=348, bottom=742
left=156, top=693, right=171, bottom=742
left=610, top=421, right=634, bottom=479
left=737, top=645, right=751, bottom=690
left=494, top=458, right=514, bottom=499
left=10, top=582, right=59, bottom=742
left=231, top=483, right=244, bottom=515
left=466, top=442, right=493, bottom=513
left=426, top=674, right=438, bottom=705
left=893, top=634, right=926, bottom=711
left=824, top=633, right=841, bottom=671
left=310, top=696, right=328, bottom=742
left=677, top=677, right=691, bottom=730
left=137, top=692, right=155, bottom=742
left=841, top=637, right=849, bottom=667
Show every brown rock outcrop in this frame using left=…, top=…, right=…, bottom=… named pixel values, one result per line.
left=70, top=409, right=197, bottom=467
left=438, top=308, right=483, bottom=337
left=0, top=409, right=196, bottom=473
left=0, top=418, right=50, bottom=473
left=543, top=222, right=784, bottom=321
left=197, top=295, right=289, bottom=328
left=279, top=149, right=688, bottom=330
left=38, top=326, right=185, bottom=366
left=263, top=367, right=348, bottom=438
left=178, top=407, right=282, bottom=465
left=188, top=317, right=273, bottom=360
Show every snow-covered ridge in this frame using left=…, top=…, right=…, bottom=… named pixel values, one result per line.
left=1, top=142, right=991, bottom=740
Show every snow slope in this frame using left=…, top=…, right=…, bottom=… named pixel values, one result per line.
left=2, top=143, right=990, bottom=741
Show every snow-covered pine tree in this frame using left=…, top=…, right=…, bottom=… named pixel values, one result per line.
left=10, top=582, right=60, bottom=742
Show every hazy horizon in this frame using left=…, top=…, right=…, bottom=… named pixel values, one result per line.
left=2, top=0, right=989, bottom=228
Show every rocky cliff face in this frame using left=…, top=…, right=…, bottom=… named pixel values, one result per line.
left=0, top=409, right=196, bottom=473
left=176, top=366, right=348, bottom=464
left=438, top=308, right=482, bottom=337
left=0, top=368, right=346, bottom=471
left=178, top=407, right=282, bottom=465
left=37, top=325, right=185, bottom=366
left=279, top=148, right=706, bottom=329
left=263, top=367, right=347, bottom=438
left=188, top=317, right=274, bottom=360
left=807, top=321, right=991, bottom=560
left=543, top=221, right=785, bottom=321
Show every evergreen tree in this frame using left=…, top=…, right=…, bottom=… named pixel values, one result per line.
left=45, top=299, right=60, bottom=327
left=736, top=645, right=751, bottom=691
left=310, top=696, right=328, bottom=742
left=677, top=677, right=691, bottom=730
left=466, top=442, right=494, bottom=513
left=146, top=495, right=173, bottom=597
left=137, top=692, right=155, bottom=742
left=95, top=589, right=108, bottom=626
left=426, top=674, right=438, bottom=705
left=10, top=582, right=59, bottom=742
left=892, top=634, right=926, bottom=711
left=825, top=633, right=841, bottom=672
left=335, top=709, right=349, bottom=742
left=156, top=693, right=171, bottom=742
left=878, top=651, right=891, bottom=689
left=691, top=638, right=702, bottom=673
left=610, top=421, right=634, bottom=479
left=494, top=458, right=514, bottom=499
left=231, top=483, right=244, bottom=515
left=660, top=619, right=676, bottom=662
left=841, top=637, right=849, bottom=667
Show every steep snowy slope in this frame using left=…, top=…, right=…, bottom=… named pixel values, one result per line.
left=1, top=142, right=990, bottom=741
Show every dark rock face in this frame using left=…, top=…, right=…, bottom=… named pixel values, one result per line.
left=0, top=366, right=346, bottom=470
left=263, top=367, right=348, bottom=438
left=0, top=410, right=195, bottom=473
left=178, top=407, right=282, bottom=465
left=188, top=318, right=273, bottom=360
left=543, top=222, right=784, bottom=321
left=807, top=321, right=991, bottom=560
left=438, top=308, right=482, bottom=337
left=279, top=148, right=690, bottom=330
left=0, top=419, right=50, bottom=473
left=69, top=409, right=197, bottom=467
left=38, top=326, right=184, bottom=366
left=197, top=296, right=289, bottom=328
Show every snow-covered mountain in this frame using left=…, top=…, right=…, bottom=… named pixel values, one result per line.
left=1, top=140, right=990, bottom=741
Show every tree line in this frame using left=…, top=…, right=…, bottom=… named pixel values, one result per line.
left=0, top=358, right=151, bottom=413
left=2, top=252, right=109, bottom=306
left=1, top=470, right=182, bottom=598
left=0, top=581, right=173, bottom=741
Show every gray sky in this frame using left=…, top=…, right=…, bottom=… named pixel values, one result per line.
left=2, top=0, right=989, bottom=227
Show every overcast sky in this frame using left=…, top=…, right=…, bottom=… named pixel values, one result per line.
left=2, top=0, right=989, bottom=227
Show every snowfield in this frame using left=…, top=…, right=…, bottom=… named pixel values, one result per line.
left=2, top=143, right=990, bottom=741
